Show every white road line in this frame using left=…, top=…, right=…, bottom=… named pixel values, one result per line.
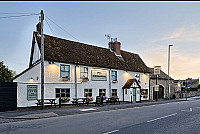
left=79, top=108, right=97, bottom=111
left=103, top=129, right=119, bottom=134
left=147, top=113, right=177, bottom=123
left=181, top=108, right=192, bottom=112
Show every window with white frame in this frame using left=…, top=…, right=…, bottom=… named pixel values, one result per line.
left=112, top=89, right=117, bottom=96
left=111, top=70, right=117, bottom=81
left=99, top=89, right=106, bottom=96
left=27, top=85, right=38, bottom=100
left=84, top=89, right=92, bottom=97
left=60, top=65, right=70, bottom=78
left=55, top=88, right=70, bottom=98
left=80, top=67, right=88, bottom=78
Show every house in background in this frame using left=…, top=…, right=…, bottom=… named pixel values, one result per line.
left=149, top=68, right=175, bottom=100
left=180, top=78, right=199, bottom=88
left=13, top=23, right=151, bottom=107
left=175, top=78, right=200, bottom=98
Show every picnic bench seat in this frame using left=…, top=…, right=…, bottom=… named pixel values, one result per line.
left=36, top=99, right=57, bottom=107
left=106, top=96, right=120, bottom=104
left=72, top=97, right=93, bottom=105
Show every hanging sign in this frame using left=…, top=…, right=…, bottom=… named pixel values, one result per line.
left=154, top=66, right=161, bottom=75
left=154, top=85, right=159, bottom=91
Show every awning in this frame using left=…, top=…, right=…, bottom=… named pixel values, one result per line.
left=122, top=78, right=141, bottom=89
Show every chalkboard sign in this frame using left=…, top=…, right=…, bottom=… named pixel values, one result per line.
left=96, top=96, right=101, bottom=105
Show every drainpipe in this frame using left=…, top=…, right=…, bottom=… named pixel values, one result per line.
left=109, top=69, right=111, bottom=97
left=123, top=88, right=124, bottom=102
left=75, top=65, right=77, bottom=99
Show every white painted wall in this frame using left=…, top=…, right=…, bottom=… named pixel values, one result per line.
left=14, top=61, right=150, bottom=107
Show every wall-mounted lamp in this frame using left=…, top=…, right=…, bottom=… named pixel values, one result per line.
left=48, top=61, right=54, bottom=64
left=30, top=77, right=33, bottom=80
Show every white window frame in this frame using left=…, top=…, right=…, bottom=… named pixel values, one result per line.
left=99, top=89, right=106, bottom=96
left=80, top=66, right=89, bottom=78
left=84, top=89, right=92, bottom=97
left=60, top=64, right=70, bottom=78
left=55, top=88, right=70, bottom=98
left=112, top=89, right=117, bottom=97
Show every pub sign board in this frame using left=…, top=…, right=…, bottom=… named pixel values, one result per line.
left=91, top=69, right=107, bottom=81
left=154, top=66, right=161, bottom=75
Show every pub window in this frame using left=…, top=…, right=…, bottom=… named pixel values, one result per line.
left=112, top=89, right=117, bottom=96
left=55, top=88, right=70, bottom=98
left=27, top=85, right=38, bottom=100
left=80, top=67, right=88, bottom=78
left=60, top=65, right=70, bottom=78
left=99, top=89, right=106, bottom=96
left=84, top=89, right=92, bottom=97
left=111, top=71, right=117, bottom=81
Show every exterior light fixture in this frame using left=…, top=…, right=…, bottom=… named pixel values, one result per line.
left=48, top=61, right=54, bottom=64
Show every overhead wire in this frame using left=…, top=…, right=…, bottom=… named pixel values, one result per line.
left=0, top=13, right=39, bottom=19
left=0, top=12, right=38, bottom=14
left=45, top=19, right=57, bottom=36
left=45, top=16, right=79, bottom=41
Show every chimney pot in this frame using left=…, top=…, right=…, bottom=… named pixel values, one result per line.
left=108, top=40, right=121, bottom=55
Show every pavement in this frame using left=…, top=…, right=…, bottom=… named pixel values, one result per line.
left=0, top=96, right=199, bottom=124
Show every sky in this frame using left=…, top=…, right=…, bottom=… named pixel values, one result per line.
left=0, top=1, right=200, bottom=80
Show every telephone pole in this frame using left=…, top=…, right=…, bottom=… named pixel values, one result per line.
left=40, top=10, right=45, bottom=109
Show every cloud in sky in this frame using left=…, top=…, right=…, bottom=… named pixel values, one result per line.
left=142, top=25, right=200, bottom=80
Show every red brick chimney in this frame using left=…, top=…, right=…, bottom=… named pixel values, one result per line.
left=108, top=38, right=121, bottom=55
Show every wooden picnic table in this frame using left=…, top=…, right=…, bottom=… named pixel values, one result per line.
left=107, top=97, right=120, bottom=104
left=72, top=97, right=92, bottom=105
left=36, top=99, right=57, bottom=107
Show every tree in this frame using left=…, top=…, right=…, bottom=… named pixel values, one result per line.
left=0, top=61, right=16, bottom=82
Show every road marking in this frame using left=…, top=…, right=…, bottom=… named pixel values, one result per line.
left=79, top=108, right=97, bottom=111
left=103, top=129, right=119, bottom=134
left=147, top=113, right=177, bottom=123
left=193, top=107, right=200, bottom=109
left=181, top=108, right=192, bottom=112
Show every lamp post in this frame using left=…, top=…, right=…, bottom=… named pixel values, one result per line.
left=168, top=44, right=173, bottom=100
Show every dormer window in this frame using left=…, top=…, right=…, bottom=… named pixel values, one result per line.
left=60, top=65, right=70, bottom=78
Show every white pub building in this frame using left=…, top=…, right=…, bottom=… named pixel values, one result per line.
left=14, top=23, right=151, bottom=107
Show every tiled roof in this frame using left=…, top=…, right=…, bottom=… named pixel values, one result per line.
left=34, top=32, right=151, bottom=73
left=149, top=68, right=173, bottom=80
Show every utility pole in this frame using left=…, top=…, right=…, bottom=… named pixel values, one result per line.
left=40, top=10, right=45, bottom=109
left=168, top=44, right=173, bottom=100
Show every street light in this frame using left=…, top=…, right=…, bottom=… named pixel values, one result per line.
left=168, top=44, right=173, bottom=100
